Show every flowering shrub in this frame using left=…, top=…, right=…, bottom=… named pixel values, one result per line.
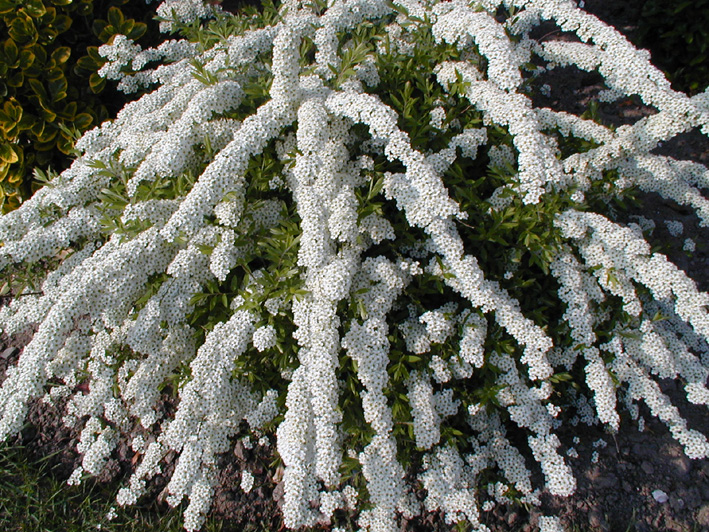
left=1, top=0, right=709, bottom=530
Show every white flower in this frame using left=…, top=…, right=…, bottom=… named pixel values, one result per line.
left=241, top=470, right=255, bottom=493
left=252, top=325, right=277, bottom=352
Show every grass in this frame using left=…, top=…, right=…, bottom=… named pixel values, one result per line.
left=0, top=442, right=244, bottom=532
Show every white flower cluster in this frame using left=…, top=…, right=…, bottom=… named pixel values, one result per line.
left=240, top=470, right=254, bottom=493
left=156, top=0, right=217, bottom=33
left=1, top=0, right=709, bottom=531
left=252, top=324, right=277, bottom=352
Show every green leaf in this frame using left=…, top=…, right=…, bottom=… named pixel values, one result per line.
left=23, top=0, right=46, bottom=17
left=121, top=20, right=135, bottom=37
left=3, top=39, right=18, bottom=66
left=51, top=14, right=71, bottom=33
left=28, top=78, right=48, bottom=100
left=9, top=17, right=36, bottom=45
left=18, top=48, right=35, bottom=69
left=60, top=101, right=77, bottom=120
left=75, top=53, right=100, bottom=75
left=7, top=71, right=24, bottom=88
left=0, top=0, right=15, bottom=15
left=50, top=46, right=70, bottom=65
left=89, top=72, right=106, bottom=94
left=36, top=126, right=58, bottom=145
left=92, top=19, right=108, bottom=39
left=127, top=21, right=147, bottom=41
left=107, top=6, right=125, bottom=28
left=56, top=134, right=74, bottom=155
left=48, top=73, right=68, bottom=102
left=0, top=143, right=19, bottom=164
left=73, top=113, right=92, bottom=130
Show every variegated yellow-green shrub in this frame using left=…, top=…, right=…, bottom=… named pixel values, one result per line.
left=0, top=0, right=153, bottom=212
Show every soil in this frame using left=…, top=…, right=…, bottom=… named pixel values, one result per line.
left=2, top=1, right=709, bottom=531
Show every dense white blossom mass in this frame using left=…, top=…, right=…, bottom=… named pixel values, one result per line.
left=1, top=0, right=709, bottom=530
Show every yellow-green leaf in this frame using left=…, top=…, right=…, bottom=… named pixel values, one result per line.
left=17, top=112, right=36, bottom=131
left=56, top=134, right=74, bottom=155
left=23, top=0, right=46, bottom=17
left=30, top=119, right=45, bottom=137
left=3, top=39, right=18, bottom=65
left=74, top=113, right=92, bottom=130
left=3, top=101, right=22, bottom=122
left=46, top=67, right=63, bottom=82
left=50, top=45, right=70, bottom=65
left=0, top=0, right=15, bottom=16
left=0, top=161, right=9, bottom=181
left=61, top=101, right=77, bottom=120
left=7, top=71, right=24, bottom=88
left=52, top=14, right=71, bottom=33
left=89, top=72, right=106, bottom=93
left=7, top=168, right=23, bottom=184
left=0, top=143, right=19, bottom=164
left=107, top=6, right=125, bottom=28
left=39, top=107, right=57, bottom=123
left=9, top=17, right=36, bottom=45
left=28, top=78, right=48, bottom=100
left=19, top=48, right=35, bottom=69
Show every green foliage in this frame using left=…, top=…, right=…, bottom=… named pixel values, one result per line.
left=0, top=0, right=157, bottom=212
left=636, top=0, right=709, bottom=95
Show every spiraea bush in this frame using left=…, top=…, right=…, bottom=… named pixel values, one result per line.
left=1, top=0, right=709, bottom=530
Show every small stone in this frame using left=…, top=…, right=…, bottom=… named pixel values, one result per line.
left=0, top=346, right=18, bottom=359
left=700, top=461, right=709, bottom=477
left=597, top=473, right=619, bottom=490
left=640, top=461, right=654, bottom=475
left=669, top=455, right=692, bottom=479
left=622, top=480, right=633, bottom=493
left=588, top=509, right=610, bottom=531
left=697, top=504, right=709, bottom=527
left=681, top=487, right=702, bottom=510
left=652, top=489, right=669, bottom=503
left=233, top=440, right=246, bottom=461
left=669, top=494, right=685, bottom=512
left=632, top=442, right=653, bottom=459
left=505, top=510, right=519, bottom=527
left=272, top=481, right=284, bottom=506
